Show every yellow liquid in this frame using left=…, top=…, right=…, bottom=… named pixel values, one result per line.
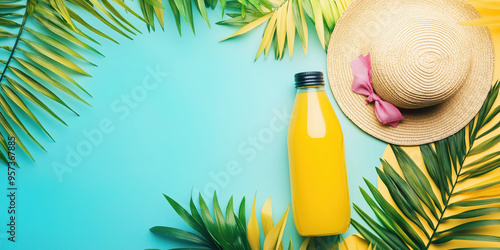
left=287, top=87, right=350, bottom=236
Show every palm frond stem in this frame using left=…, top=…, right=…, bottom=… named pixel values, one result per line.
left=0, top=6, right=27, bottom=84
left=424, top=132, right=486, bottom=248
left=424, top=163, right=461, bottom=248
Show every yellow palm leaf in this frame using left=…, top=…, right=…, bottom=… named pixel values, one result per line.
left=275, top=209, right=288, bottom=250
left=299, top=238, right=310, bottom=250
left=219, top=0, right=352, bottom=59
left=276, top=1, right=288, bottom=59
left=335, top=0, right=346, bottom=12
left=247, top=195, right=261, bottom=250
left=286, top=0, right=296, bottom=58
left=278, top=243, right=284, bottom=250
left=265, top=35, right=275, bottom=59
left=465, top=0, right=500, bottom=10
left=462, top=0, right=500, bottom=26
left=261, top=197, right=274, bottom=236
left=255, top=13, right=278, bottom=59
left=339, top=234, right=369, bottom=250
left=263, top=205, right=290, bottom=250
left=269, top=0, right=285, bottom=6
left=220, top=13, right=273, bottom=41
left=318, top=0, right=335, bottom=30
left=153, top=0, right=165, bottom=30
left=309, top=0, right=325, bottom=48
left=296, top=0, right=308, bottom=55
left=333, top=0, right=343, bottom=19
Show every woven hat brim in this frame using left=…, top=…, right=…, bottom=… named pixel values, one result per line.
left=327, top=0, right=495, bottom=146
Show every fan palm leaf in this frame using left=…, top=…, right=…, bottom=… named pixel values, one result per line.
left=0, top=0, right=147, bottom=165
left=353, top=81, right=500, bottom=249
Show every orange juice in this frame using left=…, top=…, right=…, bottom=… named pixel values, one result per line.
left=287, top=72, right=350, bottom=236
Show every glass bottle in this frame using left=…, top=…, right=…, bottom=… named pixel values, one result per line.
left=287, top=71, right=350, bottom=236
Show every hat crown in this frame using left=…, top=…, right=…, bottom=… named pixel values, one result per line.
left=370, top=18, right=471, bottom=109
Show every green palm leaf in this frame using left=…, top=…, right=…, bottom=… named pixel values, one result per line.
left=151, top=192, right=251, bottom=249
left=150, top=192, right=337, bottom=249
left=140, top=0, right=352, bottom=59
left=354, top=81, right=500, bottom=249
left=0, top=0, right=353, bottom=166
left=0, top=0, right=146, bottom=164
left=219, top=0, right=353, bottom=59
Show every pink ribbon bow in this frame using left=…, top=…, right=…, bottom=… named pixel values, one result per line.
left=350, top=54, right=404, bottom=128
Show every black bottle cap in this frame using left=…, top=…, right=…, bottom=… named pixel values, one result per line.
left=294, top=71, right=325, bottom=88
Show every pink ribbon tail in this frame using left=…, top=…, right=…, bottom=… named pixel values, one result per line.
left=350, top=54, right=404, bottom=128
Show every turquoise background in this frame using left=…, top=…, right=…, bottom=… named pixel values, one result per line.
left=0, top=5, right=387, bottom=249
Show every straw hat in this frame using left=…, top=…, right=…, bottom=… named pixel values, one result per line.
left=327, top=0, right=494, bottom=145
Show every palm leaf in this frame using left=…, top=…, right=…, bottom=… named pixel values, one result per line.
left=0, top=0, right=146, bottom=164
left=461, top=0, right=500, bottom=26
left=140, top=0, right=352, bottom=59
left=149, top=192, right=333, bottom=250
left=247, top=195, right=260, bottom=250
left=219, top=0, right=351, bottom=59
left=219, top=0, right=352, bottom=59
left=354, top=81, right=500, bottom=249
left=152, top=192, right=252, bottom=249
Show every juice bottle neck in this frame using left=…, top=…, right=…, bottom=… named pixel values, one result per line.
left=296, top=85, right=325, bottom=93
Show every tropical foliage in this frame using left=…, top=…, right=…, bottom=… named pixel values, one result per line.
left=149, top=192, right=341, bottom=249
left=217, top=0, right=352, bottom=60
left=338, top=234, right=374, bottom=250
left=461, top=0, right=500, bottom=26
left=0, top=0, right=349, bottom=166
left=353, top=81, right=500, bottom=249
left=141, top=0, right=353, bottom=59
left=0, top=0, right=154, bottom=165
